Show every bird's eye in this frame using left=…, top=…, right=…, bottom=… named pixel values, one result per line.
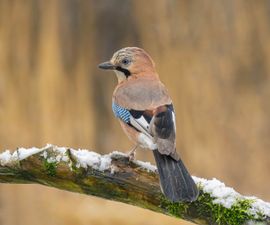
left=121, top=58, right=130, bottom=65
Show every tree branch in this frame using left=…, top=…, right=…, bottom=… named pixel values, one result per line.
left=0, top=145, right=269, bottom=225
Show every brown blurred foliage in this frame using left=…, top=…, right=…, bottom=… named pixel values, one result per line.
left=0, top=1, right=270, bottom=225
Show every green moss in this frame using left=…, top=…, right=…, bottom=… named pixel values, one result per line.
left=160, top=195, right=189, bottom=218
left=194, top=192, right=255, bottom=225
left=43, top=160, right=57, bottom=176
left=159, top=190, right=263, bottom=225
left=212, top=199, right=253, bottom=224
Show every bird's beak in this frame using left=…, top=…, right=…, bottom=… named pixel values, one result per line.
left=98, top=61, right=116, bottom=70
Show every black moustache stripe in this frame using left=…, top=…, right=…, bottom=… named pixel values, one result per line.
left=116, top=66, right=131, bottom=77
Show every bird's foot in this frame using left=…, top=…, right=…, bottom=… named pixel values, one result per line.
left=128, top=145, right=138, bottom=161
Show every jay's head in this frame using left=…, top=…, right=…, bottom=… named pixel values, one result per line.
left=98, top=47, right=156, bottom=82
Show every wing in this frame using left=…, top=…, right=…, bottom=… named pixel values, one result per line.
left=149, top=105, right=179, bottom=160
left=112, top=101, right=179, bottom=160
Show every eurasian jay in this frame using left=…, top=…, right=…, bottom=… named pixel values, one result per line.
left=98, top=47, right=198, bottom=202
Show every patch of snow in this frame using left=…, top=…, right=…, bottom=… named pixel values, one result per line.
left=0, top=147, right=45, bottom=165
left=38, top=145, right=70, bottom=164
left=16, top=147, right=44, bottom=160
left=248, top=198, right=270, bottom=218
left=71, top=149, right=111, bottom=171
left=55, top=147, right=67, bottom=154
left=40, top=151, right=48, bottom=159
left=0, top=150, right=12, bottom=166
left=109, top=151, right=127, bottom=157
left=47, top=157, right=56, bottom=163
left=62, top=155, right=69, bottom=162
left=193, top=177, right=239, bottom=208
left=134, top=160, right=157, bottom=173
left=193, top=176, right=270, bottom=218
left=99, top=154, right=112, bottom=171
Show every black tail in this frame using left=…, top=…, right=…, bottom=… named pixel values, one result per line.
left=153, top=150, right=198, bottom=202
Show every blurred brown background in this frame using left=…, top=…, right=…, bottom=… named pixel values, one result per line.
left=0, top=0, right=270, bottom=225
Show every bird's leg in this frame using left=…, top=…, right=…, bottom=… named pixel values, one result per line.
left=128, top=145, right=138, bottom=161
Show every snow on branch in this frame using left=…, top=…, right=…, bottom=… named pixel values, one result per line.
left=0, top=145, right=269, bottom=225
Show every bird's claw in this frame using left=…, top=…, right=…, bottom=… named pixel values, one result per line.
left=127, top=145, right=138, bottom=161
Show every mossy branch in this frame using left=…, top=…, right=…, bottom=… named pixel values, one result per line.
left=0, top=145, right=269, bottom=225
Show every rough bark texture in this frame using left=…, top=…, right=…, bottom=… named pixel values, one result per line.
left=0, top=146, right=269, bottom=225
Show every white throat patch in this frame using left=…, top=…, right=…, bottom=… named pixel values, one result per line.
left=114, top=70, right=126, bottom=83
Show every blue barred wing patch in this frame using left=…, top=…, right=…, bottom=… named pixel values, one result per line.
left=112, top=102, right=131, bottom=123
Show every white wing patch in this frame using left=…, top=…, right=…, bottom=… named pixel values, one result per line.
left=136, top=116, right=149, bottom=129
left=130, top=116, right=151, bottom=138
left=172, top=111, right=176, bottom=132
left=129, top=115, right=157, bottom=149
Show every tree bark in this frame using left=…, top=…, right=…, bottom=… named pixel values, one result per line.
left=0, top=145, right=269, bottom=225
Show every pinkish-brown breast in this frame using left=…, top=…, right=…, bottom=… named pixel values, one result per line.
left=113, top=75, right=172, bottom=110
